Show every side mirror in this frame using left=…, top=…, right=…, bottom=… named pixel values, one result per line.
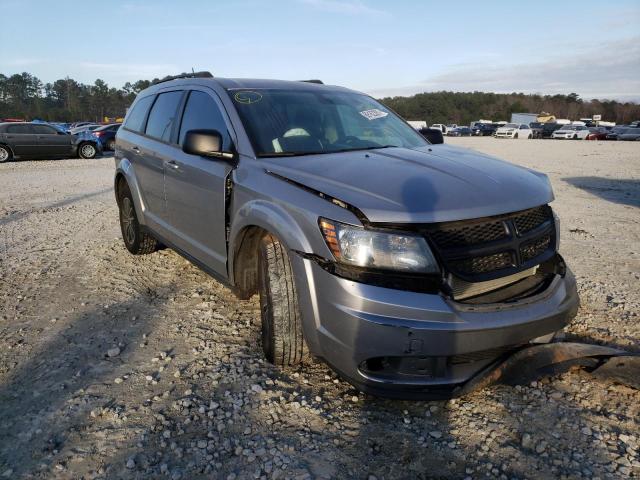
left=420, top=128, right=444, bottom=145
left=182, top=129, right=234, bottom=161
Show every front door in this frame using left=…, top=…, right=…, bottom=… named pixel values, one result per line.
left=5, top=124, right=39, bottom=156
left=32, top=124, right=73, bottom=156
left=164, top=89, right=234, bottom=276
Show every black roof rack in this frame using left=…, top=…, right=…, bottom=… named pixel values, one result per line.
left=299, top=79, right=324, bottom=84
left=152, top=71, right=213, bottom=85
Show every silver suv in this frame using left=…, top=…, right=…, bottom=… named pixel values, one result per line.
left=114, top=72, right=578, bottom=398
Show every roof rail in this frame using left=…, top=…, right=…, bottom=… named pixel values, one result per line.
left=152, top=71, right=213, bottom=85
left=299, top=79, right=324, bottom=84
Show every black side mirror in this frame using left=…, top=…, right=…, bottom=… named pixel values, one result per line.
left=182, top=129, right=234, bottom=161
left=420, top=128, right=444, bottom=144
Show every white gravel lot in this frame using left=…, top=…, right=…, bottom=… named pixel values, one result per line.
left=0, top=138, right=638, bottom=479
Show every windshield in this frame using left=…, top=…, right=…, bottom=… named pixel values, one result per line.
left=504, top=123, right=518, bottom=128
left=228, top=88, right=428, bottom=157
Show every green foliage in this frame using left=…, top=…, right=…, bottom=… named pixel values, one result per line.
left=0, top=73, right=157, bottom=122
left=1, top=72, right=639, bottom=124
left=379, top=91, right=640, bottom=125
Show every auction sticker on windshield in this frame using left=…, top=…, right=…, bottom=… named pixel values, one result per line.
left=234, top=91, right=263, bottom=104
left=359, top=108, right=388, bottom=120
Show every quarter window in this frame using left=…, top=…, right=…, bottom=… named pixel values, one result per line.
left=178, top=90, right=231, bottom=148
left=124, top=95, right=155, bottom=133
left=145, top=91, right=184, bottom=142
left=32, top=125, right=58, bottom=134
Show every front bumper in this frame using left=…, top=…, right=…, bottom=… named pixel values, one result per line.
left=291, top=256, right=579, bottom=399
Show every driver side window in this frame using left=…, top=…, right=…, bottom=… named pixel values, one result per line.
left=179, top=91, right=231, bottom=150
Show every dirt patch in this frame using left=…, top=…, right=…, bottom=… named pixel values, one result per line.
left=0, top=140, right=638, bottom=479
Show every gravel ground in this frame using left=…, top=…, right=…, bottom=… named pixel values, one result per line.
left=0, top=138, right=638, bottom=480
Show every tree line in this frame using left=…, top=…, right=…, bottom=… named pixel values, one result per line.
left=1, top=71, right=639, bottom=124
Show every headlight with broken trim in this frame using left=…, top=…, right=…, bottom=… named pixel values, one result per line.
left=319, top=218, right=439, bottom=273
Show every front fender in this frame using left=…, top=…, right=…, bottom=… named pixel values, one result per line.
left=228, top=199, right=314, bottom=283
left=114, top=157, right=146, bottom=226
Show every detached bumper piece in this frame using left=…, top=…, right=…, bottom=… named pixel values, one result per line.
left=455, top=342, right=640, bottom=397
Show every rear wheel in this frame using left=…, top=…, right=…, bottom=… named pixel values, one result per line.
left=259, top=234, right=308, bottom=367
left=78, top=142, right=97, bottom=159
left=0, top=145, right=11, bottom=163
left=118, top=182, right=158, bottom=255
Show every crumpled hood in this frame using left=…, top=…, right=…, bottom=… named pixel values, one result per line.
left=262, top=144, right=554, bottom=224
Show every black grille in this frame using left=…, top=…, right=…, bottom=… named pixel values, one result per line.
left=521, top=235, right=552, bottom=262
left=423, top=205, right=556, bottom=281
left=513, top=206, right=549, bottom=234
left=450, top=252, right=513, bottom=274
left=429, top=220, right=506, bottom=247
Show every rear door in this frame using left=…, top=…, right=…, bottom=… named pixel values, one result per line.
left=32, top=124, right=73, bottom=156
left=164, top=88, right=234, bottom=275
left=5, top=124, right=39, bottom=156
left=138, top=90, right=185, bottom=232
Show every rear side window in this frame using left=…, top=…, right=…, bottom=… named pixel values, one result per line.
left=124, top=95, right=155, bottom=133
left=7, top=124, right=33, bottom=134
left=145, top=91, right=184, bottom=142
left=178, top=91, right=231, bottom=148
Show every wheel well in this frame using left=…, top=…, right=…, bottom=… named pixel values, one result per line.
left=232, top=225, right=268, bottom=299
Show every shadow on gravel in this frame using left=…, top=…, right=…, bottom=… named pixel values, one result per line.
left=563, top=177, right=640, bottom=208
left=0, top=285, right=166, bottom=476
left=0, top=186, right=113, bottom=226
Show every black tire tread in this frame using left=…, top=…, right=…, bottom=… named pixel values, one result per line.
left=260, top=234, right=308, bottom=367
left=118, top=183, right=158, bottom=255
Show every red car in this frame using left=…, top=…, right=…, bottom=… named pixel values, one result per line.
left=586, top=127, right=609, bottom=140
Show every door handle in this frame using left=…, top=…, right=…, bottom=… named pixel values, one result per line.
left=165, top=160, right=180, bottom=170
left=132, top=146, right=141, bottom=153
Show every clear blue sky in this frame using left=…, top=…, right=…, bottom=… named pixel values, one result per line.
left=1, top=0, right=638, bottom=100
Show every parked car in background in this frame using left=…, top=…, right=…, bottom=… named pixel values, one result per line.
left=494, top=123, right=533, bottom=139
left=618, top=128, right=640, bottom=141
left=92, top=123, right=121, bottom=151
left=114, top=74, right=578, bottom=397
left=540, top=123, right=564, bottom=139
left=70, top=124, right=101, bottom=135
left=0, top=122, right=102, bottom=161
left=529, top=122, right=545, bottom=139
left=586, top=127, right=609, bottom=140
left=551, top=125, right=590, bottom=140
left=471, top=124, right=498, bottom=136
left=69, top=121, right=94, bottom=130
left=606, top=126, right=629, bottom=140
left=447, top=126, right=472, bottom=137
left=429, top=123, right=448, bottom=134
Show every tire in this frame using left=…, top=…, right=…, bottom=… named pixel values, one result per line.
left=514, top=133, right=518, bottom=139
left=78, top=142, right=97, bottom=159
left=0, top=145, right=11, bottom=163
left=573, top=134, right=578, bottom=140
left=259, top=234, right=308, bottom=367
left=528, top=134, right=533, bottom=139
left=118, top=182, right=158, bottom=255
left=106, top=139, right=116, bottom=151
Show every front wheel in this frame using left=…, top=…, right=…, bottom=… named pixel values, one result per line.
left=514, top=133, right=519, bottom=139
left=528, top=133, right=533, bottom=139
left=78, top=142, right=97, bottom=159
left=259, top=234, right=308, bottom=367
left=573, top=134, right=578, bottom=140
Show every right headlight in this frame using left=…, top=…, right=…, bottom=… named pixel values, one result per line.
left=319, top=218, right=439, bottom=274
